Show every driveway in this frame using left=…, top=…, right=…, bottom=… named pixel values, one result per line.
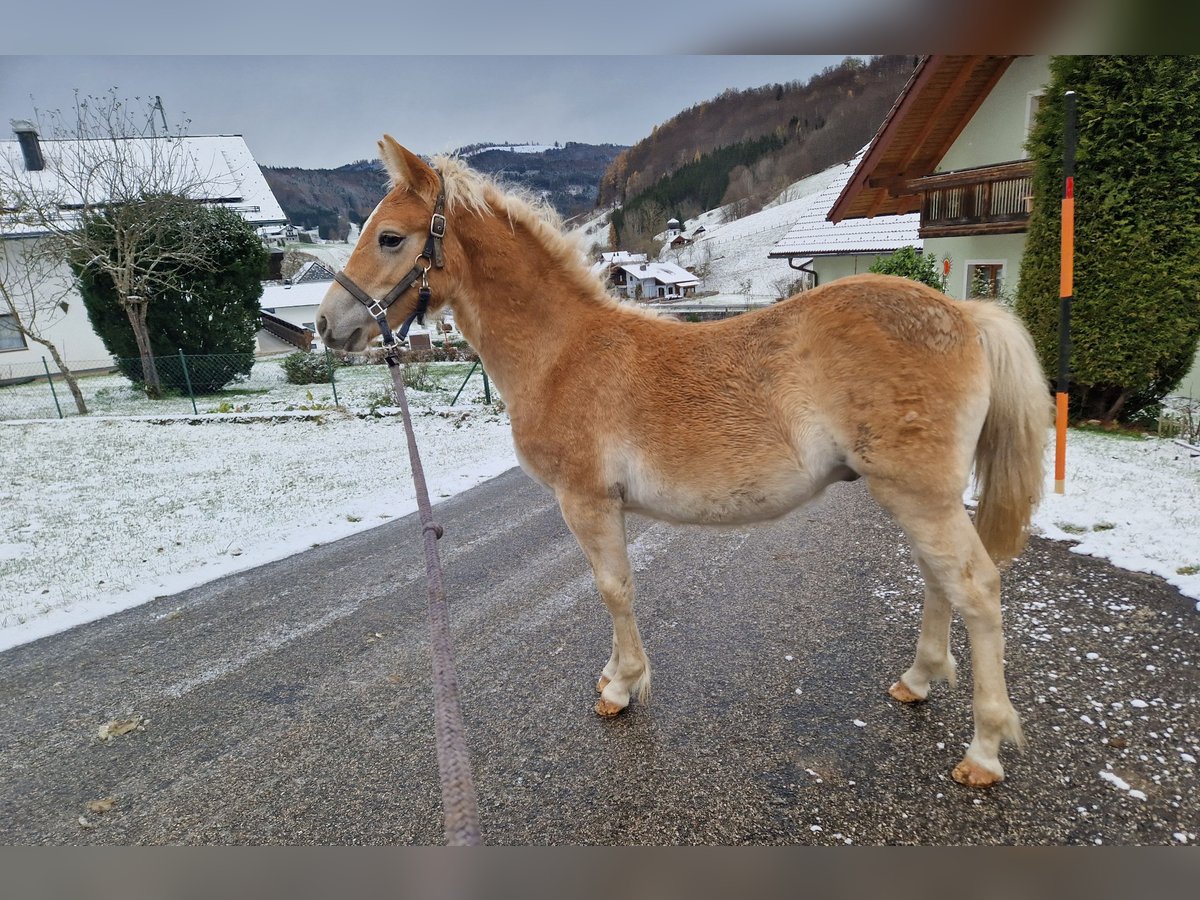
left=1, top=468, right=1196, bottom=844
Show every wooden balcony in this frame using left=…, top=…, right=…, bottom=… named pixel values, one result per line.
left=911, top=160, right=1034, bottom=238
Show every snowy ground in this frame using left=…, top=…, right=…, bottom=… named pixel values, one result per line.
left=0, top=360, right=515, bottom=651
left=2, top=364, right=1198, bottom=651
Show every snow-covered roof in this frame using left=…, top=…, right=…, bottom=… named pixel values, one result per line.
left=0, top=134, right=287, bottom=238
left=290, top=260, right=337, bottom=284
left=769, top=149, right=921, bottom=259
left=599, top=251, right=647, bottom=265
left=618, top=261, right=700, bottom=286
left=260, top=280, right=330, bottom=311
left=589, top=251, right=649, bottom=276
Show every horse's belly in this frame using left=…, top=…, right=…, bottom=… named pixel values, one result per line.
left=622, top=466, right=823, bottom=526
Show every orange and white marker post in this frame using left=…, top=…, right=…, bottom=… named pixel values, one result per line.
left=1055, top=90, right=1077, bottom=494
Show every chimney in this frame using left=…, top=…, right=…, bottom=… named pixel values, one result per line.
left=11, top=120, right=45, bottom=172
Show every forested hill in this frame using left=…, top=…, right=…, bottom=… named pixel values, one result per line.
left=260, top=141, right=625, bottom=240
left=598, top=56, right=915, bottom=222
left=259, top=160, right=385, bottom=241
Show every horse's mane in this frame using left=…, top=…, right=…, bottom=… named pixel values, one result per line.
left=430, top=154, right=583, bottom=264
left=427, top=154, right=666, bottom=321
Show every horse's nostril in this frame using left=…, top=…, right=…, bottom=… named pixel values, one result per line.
left=316, top=314, right=328, bottom=336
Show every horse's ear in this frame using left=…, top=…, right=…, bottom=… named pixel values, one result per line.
left=378, top=135, right=439, bottom=203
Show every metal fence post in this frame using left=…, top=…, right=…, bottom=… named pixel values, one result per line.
left=482, top=367, right=491, bottom=405
left=450, top=360, right=479, bottom=407
left=178, top=350, right=198, bottom=415
left=42, top=357, right=63, bottom=419
left=326, top=348, right=340, bottom=406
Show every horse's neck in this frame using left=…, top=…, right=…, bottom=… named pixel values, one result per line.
left=449, top=214, right=601, bottom=406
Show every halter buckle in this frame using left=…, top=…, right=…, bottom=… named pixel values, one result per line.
left=430, top=213, right=447, bottom=239
left=366, top=299, right=388, bottom=319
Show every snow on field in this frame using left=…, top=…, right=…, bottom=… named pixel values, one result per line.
left=1027, top=429, right=1200, bottom=601
left=2, top=359, right=1198, bottom=652
left=570, top=162, right=850, bottom=300
left=0, top=361, right=515, bottom=651
left=662, top=163, right=849, bottom=299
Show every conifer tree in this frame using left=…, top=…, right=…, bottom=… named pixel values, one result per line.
left=74, top=202, right=267, bottom=393
left=1016, top=56, right=1200, bottom=423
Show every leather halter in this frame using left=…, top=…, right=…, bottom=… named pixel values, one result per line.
left=333, top=171, right=447, bottom=365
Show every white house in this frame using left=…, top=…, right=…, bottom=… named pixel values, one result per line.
left=255, top=261, right=340, bottom=353
left=1, top=125, right=288, bottom=374
left=768, top=148, right=922, bottom=286
left=616, top=260, right=700, bottom=301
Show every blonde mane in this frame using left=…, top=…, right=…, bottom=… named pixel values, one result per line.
left=424, top=154, right=665, bottom=321
left=429, top=154, right=583, bottom=263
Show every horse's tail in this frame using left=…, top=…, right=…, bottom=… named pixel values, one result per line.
left=967, top=301, right=1051, bottom=564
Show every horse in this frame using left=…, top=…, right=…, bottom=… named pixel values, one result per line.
left=317, top=137, right=1050, bottom=788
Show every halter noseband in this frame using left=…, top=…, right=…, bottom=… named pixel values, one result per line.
left=333, top=171, right=447, bottom=366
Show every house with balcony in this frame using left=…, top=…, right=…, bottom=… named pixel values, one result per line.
left=826, top=55, right=1049, bottom=301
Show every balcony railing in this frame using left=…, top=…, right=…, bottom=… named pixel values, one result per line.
left=913, top=161, right=1034, bottom=238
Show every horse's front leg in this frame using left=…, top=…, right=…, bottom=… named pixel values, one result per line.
left=557, top=493, right=650, bottom=715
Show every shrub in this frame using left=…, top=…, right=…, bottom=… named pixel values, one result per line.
left=403, top=362, right=437, bottom=391
left=282, top=350, right=339, bottom=384
left=75, top=203, right=268, bottom=393
left=869, top=245, right=944, bottom=291
left=1016, top=56, right=1200, bottom=424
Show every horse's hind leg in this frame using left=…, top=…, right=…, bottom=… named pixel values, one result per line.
left=557, top=493, right=650, bottom=715
left=597, top=631, right=618, bottom=693
left=871, top=483, right=1023, bottom=786
left=888, top=552, right=957, bottom=703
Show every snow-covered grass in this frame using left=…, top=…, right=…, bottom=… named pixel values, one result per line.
left=3, top=374, right=1198, bottom=652
left=0, top=360, right=514, bottom=651
left=0, top=355, right=475, bottom=421
left=1027, top=428, right=1200, bottom=601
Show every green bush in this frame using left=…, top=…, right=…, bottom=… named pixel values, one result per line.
left=281, top=350, right=339, bottom=384
left=1017, top=56, right=1200, bottom=424
left=869, top=246, right=944, bottom=291
left=403, top=362, right=437, bottom=391
left=74, top=202, right=267, bottom=393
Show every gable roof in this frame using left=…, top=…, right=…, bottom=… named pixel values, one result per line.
left=290, top=260, right=337, bottom=284
left=769, top=149, right=921, bottom=259
left=618, top=260, right=699, bottom=286
left=828, top=55, right=1017, bottom=222
left=0, top=133, right=287, bottom=237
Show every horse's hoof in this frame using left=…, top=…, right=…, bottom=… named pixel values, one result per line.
left=952, top=758, right=1003, bottom=788
left=888, top=680, right=925, bottom=704
left=595, top=697, right=626, bottom=717
left=597, top=675, right=610, bottom=693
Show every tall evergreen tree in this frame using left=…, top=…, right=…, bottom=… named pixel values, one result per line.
left=75, top=202, right=268, bottom=393
left=1016, top=56, right=1200, bottom=423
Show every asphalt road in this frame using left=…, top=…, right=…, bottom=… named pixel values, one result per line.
left=2, top=468, right=1197, bottom=845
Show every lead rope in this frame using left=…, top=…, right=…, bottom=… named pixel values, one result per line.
left=386, top=357, right=483, bottom=845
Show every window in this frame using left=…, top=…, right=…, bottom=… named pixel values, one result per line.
left=0, top=313, right=27, bottom=351
left=965, top=261, right=1006, bottom=299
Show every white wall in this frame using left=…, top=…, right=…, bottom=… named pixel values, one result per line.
left=1, top=238, right=111, bottom=374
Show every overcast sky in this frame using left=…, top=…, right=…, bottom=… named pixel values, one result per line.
left=0, top=56, right=857, bottom=169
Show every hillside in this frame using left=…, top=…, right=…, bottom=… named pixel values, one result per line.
left=599, top=55, right=914, bottom=250
left=261, top=141, right=625, bottom=240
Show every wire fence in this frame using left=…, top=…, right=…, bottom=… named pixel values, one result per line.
left=0, top=347, right=493, bottom=422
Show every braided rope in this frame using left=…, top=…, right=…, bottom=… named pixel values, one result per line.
left=388, top=360, right=483, bottom=846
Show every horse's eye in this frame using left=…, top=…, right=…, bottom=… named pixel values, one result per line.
left=379, top=233, right=405, bottom=249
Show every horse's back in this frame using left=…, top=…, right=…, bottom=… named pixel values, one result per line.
left=524, top=273, right=992, bottom=518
